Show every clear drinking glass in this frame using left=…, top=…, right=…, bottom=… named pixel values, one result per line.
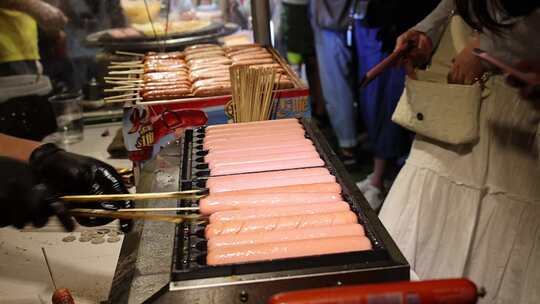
left=48, top=93, right=84, bottom=144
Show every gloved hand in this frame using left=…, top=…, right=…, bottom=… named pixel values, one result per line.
left=0, top=157, right=74, bottom=230
left=30, top=144, right=133, bottom=233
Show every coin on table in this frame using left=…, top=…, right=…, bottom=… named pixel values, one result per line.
left=79, top=236, right=92, bottom=242
left=62, top=235, right=76, bottom=242
left=97, top=228, right=110, bottom=234
left=107, top=236, right=121, bottom=243
left=91, top=237, right=105, bottom=244
left=107, top=231, right=118, bottom=237
left=81, top=230, right=93, bottom=237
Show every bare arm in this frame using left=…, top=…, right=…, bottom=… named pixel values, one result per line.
left=0, top=133, right=41, bottom=162
left=0, top=0, right=67, bottom=32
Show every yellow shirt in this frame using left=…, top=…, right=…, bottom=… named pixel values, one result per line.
left=0, top=9, right=39, bottom=63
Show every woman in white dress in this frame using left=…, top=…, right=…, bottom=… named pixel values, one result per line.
left=379, top=1, right=540, bottom=303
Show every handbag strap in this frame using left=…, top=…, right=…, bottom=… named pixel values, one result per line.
left=428, top=13, right=474, bottom=76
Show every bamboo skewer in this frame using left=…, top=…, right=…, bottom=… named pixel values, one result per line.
left=230, top=65, right=277, bottom=123
left=110, top=60, right=143, bottom=66
left=108, top=64, right=144, bottom=69
left=104, top=86, right=139, bottom=92
left=60, top=190, right=205, bottom=202
left=117, top=207, right=200, bottom=212
left=104, top=98, right=140, bottom=104
left=69, top=208, right=201, bottom=224
left=104, top=77, right=142, bottom=81
left=104, top=92, right=138, bottom=100
left=108, top=69, right=144, bottom=75
left=116, top=50, right=145, bottom=57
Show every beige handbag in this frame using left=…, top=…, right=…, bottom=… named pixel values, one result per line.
left=392, top=15, right=483, bottom=145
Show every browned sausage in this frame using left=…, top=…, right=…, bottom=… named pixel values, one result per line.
left=193, top=78, right=230, bottom=89
left=144, top=65, right=188, bottom=74
left=231, top=58, right=274, bottom=66
left=185, top=50, right=226, bottom=61
left=223, top=43, right=262, bottom=53
left=193, top=85, right=231, bottom=97
left=184, top=44, right=220, bottom=52
left=143, top=71, right=189, bottom=82
left=141, top=88, right=191, bottom=101
left=231, top=52, right=272, bottom=61
left=227, top=47, right=265, bottom=57
left=189, top=57, right=232, bottom=66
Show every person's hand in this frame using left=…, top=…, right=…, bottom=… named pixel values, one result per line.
left=448, top=38, right=486, bottom=85
left=506, top=61, right=540, bottom=103
left=30, top=144, right=133, bottom=233
left=0, top=157, right=74, bottom=230
left=31, top=1, right=68, bottom=33
left=395, top=30, right=433, bottom=75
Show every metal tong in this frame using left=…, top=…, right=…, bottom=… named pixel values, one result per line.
left=59, top=190, right=207, bottom=224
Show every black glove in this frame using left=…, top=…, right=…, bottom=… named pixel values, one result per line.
left=0, top=157, right=74, bottom=230
left=29, top=144, right=133, bottom=233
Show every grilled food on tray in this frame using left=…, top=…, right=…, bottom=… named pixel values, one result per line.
left=134, top=44, right=295, bottom=101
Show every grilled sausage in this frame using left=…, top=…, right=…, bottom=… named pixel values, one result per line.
left=205, top=144, right=317, bottom=164
left=208, top=224, right=365, bottom=249
left=209, top=154, right=324, bottom=176
left=209, top=201, right=350, bottom=223
left=206, top=118, right=299, bottom=131
left=205, top=211, right=355, bottom=238
left=206, top=236, right=372, bottom=265
left=200, top=191, right=341, bottom=215
left=193, top=85, right=231, bottom=97
left=141, top=88, right=191, bottom=101
left=231, top=58, right=274, bottom=66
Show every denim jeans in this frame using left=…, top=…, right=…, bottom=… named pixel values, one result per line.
left=311, top=25, right=358, bottom=148
left=354, top=20, right=411, bottom=160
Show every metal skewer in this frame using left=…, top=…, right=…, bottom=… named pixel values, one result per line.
left=59, top=190, right=206, bottom=202
left=70, top=208, right=202, bottom=224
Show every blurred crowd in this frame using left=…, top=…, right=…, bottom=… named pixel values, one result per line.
left=276, top=1, right=539, bottom=303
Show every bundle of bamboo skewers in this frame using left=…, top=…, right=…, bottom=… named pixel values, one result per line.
left=229, top=65, right=279, bottom=122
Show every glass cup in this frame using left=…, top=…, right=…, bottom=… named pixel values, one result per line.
left=48, top=93, right=84, bottom=144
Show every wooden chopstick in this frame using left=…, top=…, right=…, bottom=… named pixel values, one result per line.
left=60, top=190, right=206, bottom=202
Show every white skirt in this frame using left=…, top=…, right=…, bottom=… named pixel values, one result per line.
left=380, top=77, right=540, bottom=304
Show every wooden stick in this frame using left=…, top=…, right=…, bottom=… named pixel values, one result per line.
left=104, top=86, right=139, bottom=92
left=116, top=50, right=145, bottom=57
left=108, top=69, right=144, bottom=75
left=104, top=92, right=138, bottom=100
left=108, top=64, right=144, bottom=69
left=60, top=190, right=205, bottom=202
left=69, top=208, right=200, bottom=224
left=110, top=60, right=143, bottom=65
left=105, top=80, right=142, bottom=86
left=104, top=98, right=140, bottom=104
left=117, top=207, right=200, bottom=212
left=104, top=77, right=142, bottom=82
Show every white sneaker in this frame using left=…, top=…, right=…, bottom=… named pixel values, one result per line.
left=356, top=174, right=374, bottom=193
left=362, top=184, right=384, bottom=211
left=356, top=175, right=383, bottom=211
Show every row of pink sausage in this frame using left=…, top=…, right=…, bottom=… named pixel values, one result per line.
left=200, top=120, right=372, bottom=265
left=203, top=119, right=324, bottom=176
